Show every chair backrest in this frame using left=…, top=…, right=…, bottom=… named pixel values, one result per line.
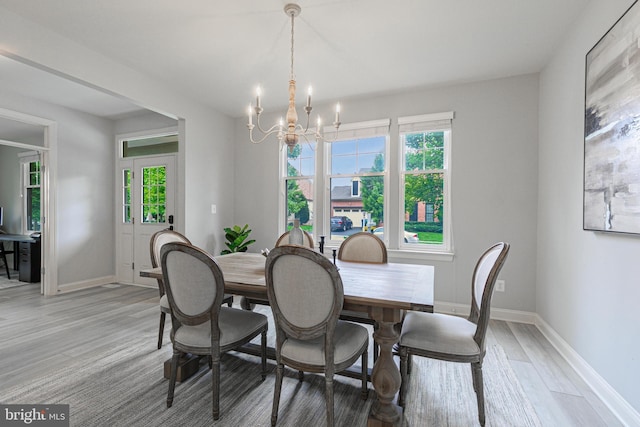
left=468, top=242, right=510, bottom=351
left=265, top=245, right=343, bottom=343
left=160, top=242, right=225, bottom=332
left=150, top=229, right=192, bottom=269
left=337, top=232, right=388, bottom=264
left=275, top=230, right=314, bottom=249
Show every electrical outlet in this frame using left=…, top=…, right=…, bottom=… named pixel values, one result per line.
left=495, top=279, right=505, bottom=292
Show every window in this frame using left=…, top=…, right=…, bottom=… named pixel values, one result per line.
left=284, top=142, right=315, bottom=234
left=399, top=112, right=452, bottom=252
left=328, top=125, right=387, bottom=241
left=20, top=153, right=41, bottom=233
left=278, top=114, right=453, bottom=257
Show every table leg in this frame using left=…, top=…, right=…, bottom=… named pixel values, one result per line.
left=368, top=316, right=403, bottom=426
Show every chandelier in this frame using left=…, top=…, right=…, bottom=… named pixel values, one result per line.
left=247, top=3, right=341, bottom=152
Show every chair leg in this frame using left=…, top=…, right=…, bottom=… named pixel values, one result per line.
left=298, top=370, right=304, bottom=381
left=261, top=329, right=267, bottom=380
left=166, top=350, right=180, bottom=408
left=212, top=353, right=220, bottom=420
left=271, top=363, right=284, bottom=426
left=373, top=322, right=379, bottom=364
left=157, top=311, right=166, bottom=349
left=398, top=346, right=408, bottom=407
left=0, top=245, right=10, bottom=280
left=361, top=350, right=368, bottom=400
left=325, top=373, right=334, bottom=427
left=472, top=362, right=485, bottom=426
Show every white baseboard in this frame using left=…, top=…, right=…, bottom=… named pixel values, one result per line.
left=57, top=275, right=116, bottom=293
left=435, top=300, right=638, bottom=426
left=434, top=300, right=537, bottom=323
left=535, top=315, right=640, bottom=427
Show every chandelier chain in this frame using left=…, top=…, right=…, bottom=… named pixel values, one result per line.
left=290, top=11, right=295, bottom=80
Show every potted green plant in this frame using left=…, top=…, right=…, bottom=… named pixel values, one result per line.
left=221, top=224, right=255, bottom=255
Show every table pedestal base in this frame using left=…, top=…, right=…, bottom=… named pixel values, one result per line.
left=163, top=354, right=200, bottom=382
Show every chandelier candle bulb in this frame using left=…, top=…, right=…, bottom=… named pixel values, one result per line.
left=256, top=87, right=261, bottom=108
left=335, top=103, right=341, bottom=123
left=307, top=86, right=312, bottom=108
left=248, top=105, right=253, bottom=126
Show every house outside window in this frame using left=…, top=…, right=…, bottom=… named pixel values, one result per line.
left=399, top=112, right=453, bottom=252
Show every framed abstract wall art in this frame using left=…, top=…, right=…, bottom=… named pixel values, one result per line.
left=584, top=0, right=640, bottom=234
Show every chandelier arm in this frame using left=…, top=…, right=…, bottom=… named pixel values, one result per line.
left=255, top=115, right=282, bottom=134
left=248, top=126, right=283, bottom=144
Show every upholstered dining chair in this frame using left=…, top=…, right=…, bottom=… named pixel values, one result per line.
left=265, top=245, right=369, bottom=427
left=275, top=229, right=315, bottom=248
left=337, top=231, right=388, bottom=362
left=240, top=229, right=315, bottom=312
left=161, top=241, right=268, bottom=421
left=150, top=229, right=233, bottom=349
left=398, top=242, right=510, bottom=426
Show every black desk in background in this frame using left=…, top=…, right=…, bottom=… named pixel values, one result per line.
left=0, top=234, right=41, bottom=282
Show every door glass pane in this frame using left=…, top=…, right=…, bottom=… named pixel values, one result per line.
left=141, top=166, right=167, bottom=223
left=123, top=169, right=131, bottom=223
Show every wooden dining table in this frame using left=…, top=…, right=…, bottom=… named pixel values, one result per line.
left=141, top=251, right=434, bottom=427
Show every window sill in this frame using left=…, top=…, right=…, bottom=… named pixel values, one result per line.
left=322, top=244, right=454, bottom=263
left=387, top=249, right=454, bottom=263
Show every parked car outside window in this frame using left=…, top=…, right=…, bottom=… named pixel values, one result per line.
left=372, top=227, right=418, bottom=243
left=331, top=216, right=353, bottom=231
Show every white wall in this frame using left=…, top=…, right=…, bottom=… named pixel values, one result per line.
left=0, top=144, right=24, bottom=233
left=538, top=0, right=640, bottom=415
left=235, top=74, right=540, bottom=312
left=0, top=89, right=115, bottom=285
left=0, top=6, right=236, bottom=276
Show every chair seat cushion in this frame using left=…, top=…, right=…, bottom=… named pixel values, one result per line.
left=281, top=320, right=368, bottom=367
left=173, top=307, right=267, bottom=350
left=400, top=311, right=479, bottom=357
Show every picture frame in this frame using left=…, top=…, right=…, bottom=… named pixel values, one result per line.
left=584, top=0, right=640, bottom=234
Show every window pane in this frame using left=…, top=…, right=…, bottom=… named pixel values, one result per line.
left=141, top=165, right=167, bottom=224
left=26, top=187, right=40, bottom=231
left=404, top=131, right=444, bottom=171
left=123, top=169, right=131, bottom=223
left=330, top=176, right=383, bottom=240
left=404, top=173, right=443, bottom=244
left=287, top=143, right=315, bottom=177
left=286, top=178, right=313, bottom=234
left=331, top=136, right=385, bottom=175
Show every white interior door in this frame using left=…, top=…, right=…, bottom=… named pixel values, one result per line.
left=116, top=155, right=176, bottom=285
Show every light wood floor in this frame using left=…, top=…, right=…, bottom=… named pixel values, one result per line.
left=0, top=282, right=622, bottom=426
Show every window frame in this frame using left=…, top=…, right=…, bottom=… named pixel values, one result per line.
left=398, top=112, right=453, bottom=254
left=19, top=152, right=42, bottom=234
left=324, top=119, right=390, bottom=244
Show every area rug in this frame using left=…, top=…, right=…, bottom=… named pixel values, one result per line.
left=1, top=330, right=540, bottom=427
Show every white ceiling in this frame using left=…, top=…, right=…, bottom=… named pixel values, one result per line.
left=0, top=0, right=591, bottom=119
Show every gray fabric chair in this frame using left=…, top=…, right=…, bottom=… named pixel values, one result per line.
left=150, top=229, right=233, bottom=349
left=265, top=245, right=369, bottom=427
left=275, top=229, right=315, bottom=248
left=240, top=229, right=315, bottom=311
left=337, top=231, right=387, bottom=264
left=398, top=242, right=510, bottom=426
left=337, top=232, right=388, bottom=362
left=161, top=241, right=268, bottom=421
